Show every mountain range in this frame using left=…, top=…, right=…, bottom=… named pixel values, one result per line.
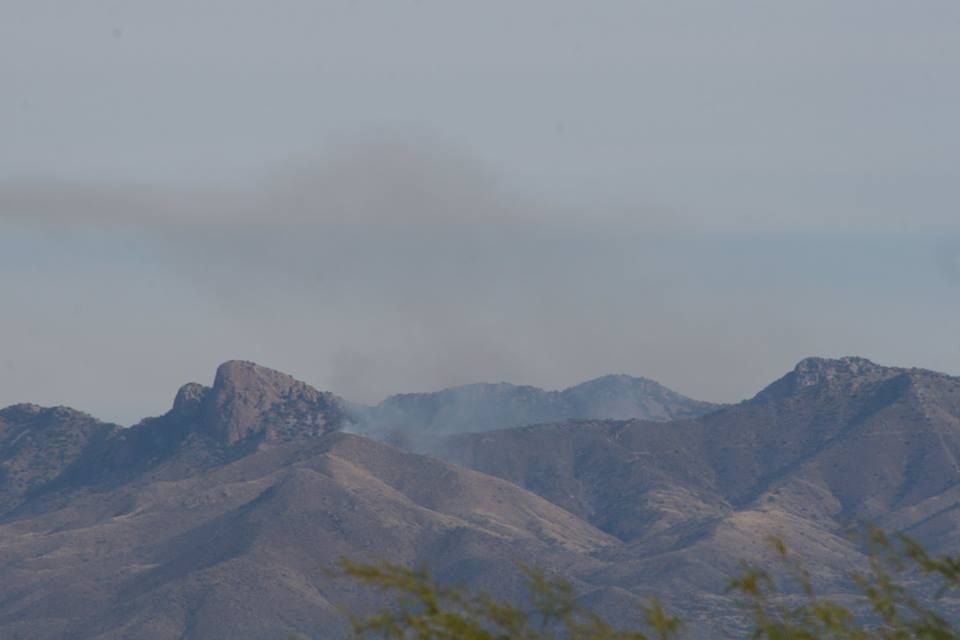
left=1, top=357, right=959, bottom=637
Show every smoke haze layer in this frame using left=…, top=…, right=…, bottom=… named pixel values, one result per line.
left=2, top=1, right=959, bottom=422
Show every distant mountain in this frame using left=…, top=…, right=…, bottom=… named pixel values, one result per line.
left=1, top=357, right=959, bottom=638
left=353, top=374, right=718, bottom=442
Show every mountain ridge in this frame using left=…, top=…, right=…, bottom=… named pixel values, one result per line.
left=442, top=356, right=960, bottom=544
left=2, top=356, right=959, bottom=637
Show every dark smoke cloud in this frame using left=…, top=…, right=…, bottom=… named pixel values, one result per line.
left=1, top=140, right=958, bottom=423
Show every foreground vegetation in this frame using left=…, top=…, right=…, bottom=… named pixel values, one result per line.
left=341, top=528, right=960, bottom=639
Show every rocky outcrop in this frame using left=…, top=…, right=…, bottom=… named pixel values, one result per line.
left=750, top=356, right=906, bottom=402
left=199, top=361, right=349, bottom=444
left=146, top=361, right=351, bottom=447
left=171, top=382, right=210, bottom=417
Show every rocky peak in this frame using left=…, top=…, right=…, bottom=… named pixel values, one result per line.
left=198, top=361, right=348, bottom=445
left=752, top=356, right=901, bottom=403
left=792, top=356, right=884, bottom=385
left=172, top=383, right=210, bottom=418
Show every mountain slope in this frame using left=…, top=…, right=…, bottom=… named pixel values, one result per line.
left=440, top=357, right=960, bottom=629
left=0, top=404, right=118, bottom=514
left=0, top=431, right=618, bottom=639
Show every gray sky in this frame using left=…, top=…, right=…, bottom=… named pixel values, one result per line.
left=2, top=1, right=959, bottom=424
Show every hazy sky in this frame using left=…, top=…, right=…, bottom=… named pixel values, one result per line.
left=2, top=1, right=959, bottom=424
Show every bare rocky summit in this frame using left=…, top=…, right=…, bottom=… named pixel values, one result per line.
left=199, top=360, right=350, bottom=444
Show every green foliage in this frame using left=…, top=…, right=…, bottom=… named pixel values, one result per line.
left=339, top=558, right=679, bottom=640
left=340, top=527, right=960, bottom=639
